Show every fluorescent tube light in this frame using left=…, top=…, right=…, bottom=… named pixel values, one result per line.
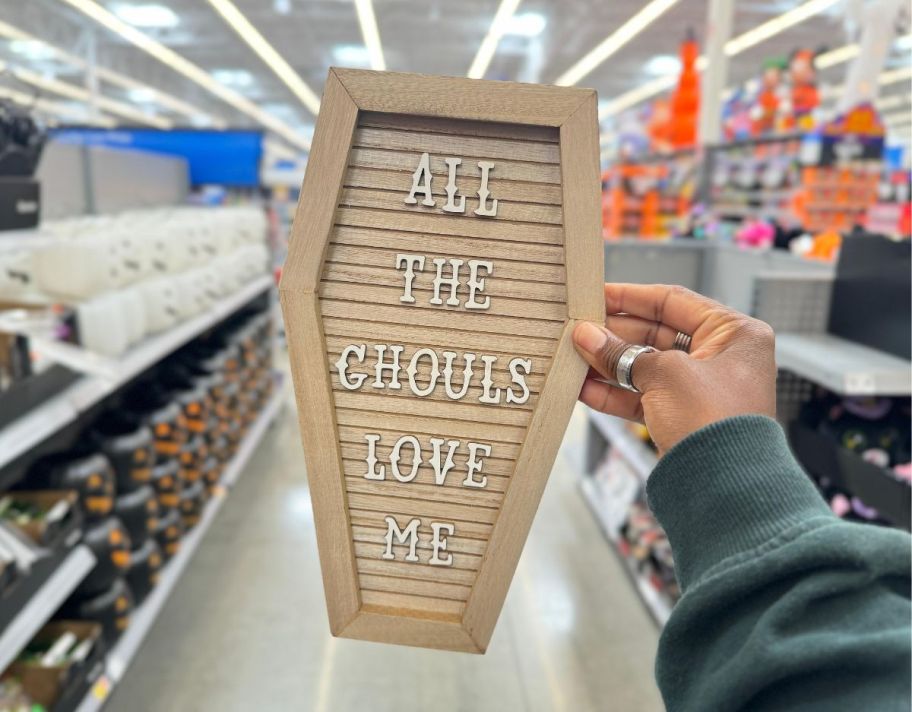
left=12, top=67, right=173, bottom=128
left=599, top=75, right=677, bottom=119
left=879, top=65, right=912, bottom=86
left=0, top=82, right=116, bottom=126
left=883, top=111, right=912, bottom=125
left=467, top=0, right=522, bottom=79
left=206, top=0, right=321, bottom=114
left=876, top=94, right=910, bottom=111
left=0, top=18, right=225, bottom=127
left=57, top=0, right=311, bottom=150
left=354, top=0, right=385, bottom=71
left=110, top=3, right=179, bottom=28
left=724, top=0, right=840, bottom=56
left=555, top=0, right=680, bottom=86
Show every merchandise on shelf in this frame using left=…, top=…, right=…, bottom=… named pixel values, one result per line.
left=0, top=302, right=275, bottom=667
left=60, top=578, right=133, bottom=646
left=601, top=151, right=698, bottom=239
left=792, top=388, right=911, bottom=529
left=0, top=205, right=270, bottom=366
left=0, top=490, right=81, bottom=550
left=23, top=451, right=116, bottom=523
left=125, top=538, right=163, bottom=605
left=708, top=108, right=889, bottom=245
left=74, top=517, right=131, bottom=598
left=0, top=620, right=104, bottom=711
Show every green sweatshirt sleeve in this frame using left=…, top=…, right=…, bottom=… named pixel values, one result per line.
left=646, top=415, right=911, bottom=712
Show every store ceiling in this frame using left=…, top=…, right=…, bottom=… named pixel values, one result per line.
left=0, top=0, right=909, bottom=151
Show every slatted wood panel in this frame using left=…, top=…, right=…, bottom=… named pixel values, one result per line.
left=320, top=113, right=565, bottom=617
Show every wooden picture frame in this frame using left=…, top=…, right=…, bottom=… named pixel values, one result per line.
left=280, top=68, right=603, bottom=653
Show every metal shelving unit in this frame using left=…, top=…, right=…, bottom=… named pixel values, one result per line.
left=0, top=275, right=273, bottom=472
left=75, top=376, right=284, bottom=712
left=580, top=478, right=672, bottom=626
left=0, top=545, right=96, bottom=673
left=589, top=412, right=657, bottom=482
left=776, top=333, right=912, bottom=396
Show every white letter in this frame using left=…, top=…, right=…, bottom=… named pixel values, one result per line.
left=364, top=434, right=385, bottom=480
left=407, top=348, right=440, bottom=397
left=474, top=161, right=498, bottom=217
left=478, top=355, right=501, bottom=404
left=464, top=442, right=491, bottom=489
left=405, top=152, right=435, bottom=207
left=390, top=435, right=421, bottom=483
left=373, top=345, right=404, bottom=390
left=334, top=344, right=367, bottom=390
left=430, top=522, right=455, bottom=566
left=466, top=260, right=492, bottom=310
left=506, top=358, right=532, bottom=405
left=429, top=437, right=459, bottom=485
left=441, top=351, right=475, bottom=400
left=430, top=258, right=464, bottom=306
left=383, top=516, right=420, bottom=562
left=442, top=157, right=466, bottom=213
left=395, top=254, right=425, bottom=304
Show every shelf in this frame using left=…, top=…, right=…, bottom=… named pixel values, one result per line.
left=75, top=374, right=284, bottom=712
left=0, top=545, right=96, bottom=673
left=776, top=333, right=912, bottom=396
left=580, top=478, right=672, bottom=626
left=588, top=411, right=657, bottom=482
left=0, top=275, right=274, bottom=472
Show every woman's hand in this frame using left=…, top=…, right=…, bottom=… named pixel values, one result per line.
left=572, top=283, right=777, bottom=455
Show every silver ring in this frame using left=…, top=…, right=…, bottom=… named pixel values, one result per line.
left=616, top=345, right=657, bottom=393
left=672, top=331, right=692, bottom=353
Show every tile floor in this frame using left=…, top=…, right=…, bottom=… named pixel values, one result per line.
left=107, top=368, right=664, bottom=712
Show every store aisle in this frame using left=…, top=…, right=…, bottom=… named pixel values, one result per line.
left=107, top=364, right=663, bottom=712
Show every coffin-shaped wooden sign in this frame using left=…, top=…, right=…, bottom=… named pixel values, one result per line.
left=280, top=69, right=603, bottom=653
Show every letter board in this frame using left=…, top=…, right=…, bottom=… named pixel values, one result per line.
left=280, top=68, right=603, bottom=653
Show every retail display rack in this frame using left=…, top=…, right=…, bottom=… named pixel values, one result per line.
left=707, top=131, right=885, bottom=234
left=582, top=237, right=912, bottom=624
left=74, top=379, right=284, bottom=711
left=0, top=265, right=282, bottom=710
left=0, top=276, right=273, bottom=476
left=601, top=149, right=697, bottom=239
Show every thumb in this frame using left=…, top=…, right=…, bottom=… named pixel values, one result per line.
left=573, top=321, right=666, bottom=392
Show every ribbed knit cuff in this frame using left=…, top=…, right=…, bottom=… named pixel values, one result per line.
left=646, top=415, right=832, bottom=592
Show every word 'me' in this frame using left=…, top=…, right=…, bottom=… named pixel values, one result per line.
left=405, top=152, right=498, bottom=217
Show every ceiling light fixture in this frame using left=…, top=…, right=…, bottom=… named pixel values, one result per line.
left=211, top=68, right=255, bottom=88
left=0, top=18, right=225, bottom=127
left=883, top=110, right=912, bottom=125
left=0, top=81, right=116, bottom=127
left=9, top=39, right=57, bottom=61
left=332, top=44, right=372, bottom=68
left=879, top=65, right=912, bottom=86
left=354, top=0, right=385, bottom=71
left=11, top=67, right=173, bottom=128
left=110, top=3, right=180, bottom=29
left=555, top=0, right=680, bottom=86
left=206, top=0, right=321, bottom=114
left=505, top=12, right=546, bottom=38
left=644, top=54, right=682, bottom=76
left=724, top=0, right=839, bottom=56
left=467, top=0, right=522, bottom=79
left=875, top=93, right=910, bottom=111
left=56, top=0, right=311, bottom=150
left=815, top=43, right=860, bottom=69
left=599, top=74, right=677, bottom=118
left=599, top=0, right=868, bottom=120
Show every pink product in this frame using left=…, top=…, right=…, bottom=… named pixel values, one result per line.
left=893, top=463, right=912, bottom=483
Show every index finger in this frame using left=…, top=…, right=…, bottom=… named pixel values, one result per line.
left=603, top=283, right=730, bottom=337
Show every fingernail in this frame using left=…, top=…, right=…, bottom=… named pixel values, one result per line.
left=574, top=322, right=608, bottom=354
